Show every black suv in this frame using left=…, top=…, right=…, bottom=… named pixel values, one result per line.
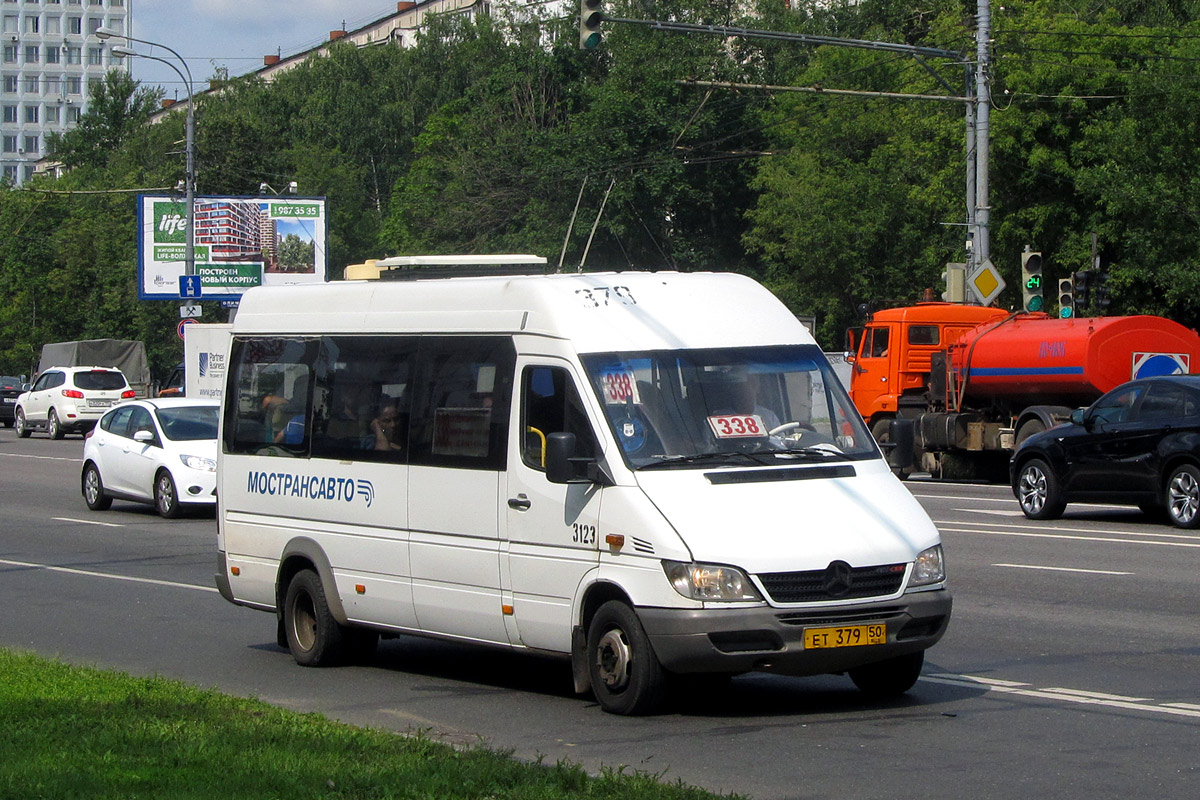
left=1011, top=375, right=1200, bottom=528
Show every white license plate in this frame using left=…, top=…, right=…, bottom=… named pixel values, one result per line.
left=2, top=398, right=14, bottom=404
left=88, top=399, right=113, bottom=408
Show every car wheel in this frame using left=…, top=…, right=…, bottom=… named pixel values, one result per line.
left=283, top=569, right=346, bottom=667
left=1016, top=458, right=1066, bottom=520
left=849, top=651, right=925, bottom=699
left=47, top=409, right=64, bottom=440
left=81, top=463, right=112, bottom=511
left=1165, top=464, right=1200, bottom=529
left=587, top=600, right=666, bottom=716
left=154, top=471, right=182, bottom=519
left=15, top=409, right=30, bottom=438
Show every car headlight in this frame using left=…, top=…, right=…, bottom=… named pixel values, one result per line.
left=909, top=544, right=946, bottom=587
left=180, top=454, right=216, bottom=472
left=663, top=561, right=763, bottom=602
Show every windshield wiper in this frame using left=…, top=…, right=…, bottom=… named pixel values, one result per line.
left=773, top=445, right=851, bottom=461
left=639, top=451, right=777, bottom=470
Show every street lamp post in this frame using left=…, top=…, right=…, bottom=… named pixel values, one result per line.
left=96, top=28, right=196, bottom=279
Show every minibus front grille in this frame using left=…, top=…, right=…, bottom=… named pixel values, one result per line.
left=756, top=564, right=906, bottom=604
left=775, top=607, right=906, bottom=627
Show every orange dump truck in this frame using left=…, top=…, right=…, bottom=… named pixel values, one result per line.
left=847, top=303, right=1200, bottom=479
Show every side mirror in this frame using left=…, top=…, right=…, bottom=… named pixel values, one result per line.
left=546, top=432, right=584, bottom=484
left=1070, top=408, right=1085, bottom=426
left=133, top=430, right=155, bottom=444
left=883, top=418, right=915, bottom=470
left=546, top=432, right=611, bottom=485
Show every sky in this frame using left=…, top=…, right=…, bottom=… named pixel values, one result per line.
left=128, top=0, right=402, bottom=98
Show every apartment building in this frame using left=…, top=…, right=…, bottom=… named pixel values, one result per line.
left=0, top=0, right=129, bottom=185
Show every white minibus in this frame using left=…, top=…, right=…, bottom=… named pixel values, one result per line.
left=215, top=269, right=950, bottom=715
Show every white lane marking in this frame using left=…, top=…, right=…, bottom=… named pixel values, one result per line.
left=955, top=508, right=1026, bottom=517
left=1042, top=688, right=1151, bottom=702
left=924, top=674, right=1200, bottom=719
left=52, top=516, right=124, bottom=528
left=942, top=519, right=1200, bottom=541
left=0, top=452, right=79, bottom=462
left=0, top=557, right=216, bottom=593
left=938, top=526, right=1200, bottom=549
left=912, top=493, right=1016, bottom=502
left=992, top=563, right=1133, bottom=576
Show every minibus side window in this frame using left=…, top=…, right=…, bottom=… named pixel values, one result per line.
left=521, top=366, right=598, bottom=470
left=310, top=335, right=416, bottom=463
left=408, top=337, right=515, bottom=470
left=224, top=337, right=317, bottom=456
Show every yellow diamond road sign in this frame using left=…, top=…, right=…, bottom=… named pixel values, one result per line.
left=968, top=258, right=1006, bottom=306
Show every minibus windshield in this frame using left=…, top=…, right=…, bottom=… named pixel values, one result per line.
left=581, top=345, right=879, bottom=470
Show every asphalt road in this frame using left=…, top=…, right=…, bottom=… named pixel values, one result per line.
left=2, top=428, right=1198, bottom=799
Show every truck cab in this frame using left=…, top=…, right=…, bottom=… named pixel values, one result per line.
left=848, top=303, right=1008, bottom=431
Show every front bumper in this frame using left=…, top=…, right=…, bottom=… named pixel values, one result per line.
left=639, top=589, right=952, bottom=676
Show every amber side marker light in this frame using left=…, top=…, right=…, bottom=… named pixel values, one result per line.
left=230, top=566, right=240, bottom=576
left=605, top=534, right=625, bottom=548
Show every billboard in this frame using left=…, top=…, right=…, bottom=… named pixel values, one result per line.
left=137, top=194, right=328, bottom=300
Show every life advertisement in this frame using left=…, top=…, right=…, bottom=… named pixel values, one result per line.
left=136, top=194, right=328, bottom=300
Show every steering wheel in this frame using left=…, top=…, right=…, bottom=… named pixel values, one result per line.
left=769, top=421, right=816, bottom=437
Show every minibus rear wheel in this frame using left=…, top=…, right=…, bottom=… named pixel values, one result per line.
left=587, top=601, right=665, bottom=716
left=848, top=650, right=924, bottom=699
left=284, top=569, right=345, bottom=667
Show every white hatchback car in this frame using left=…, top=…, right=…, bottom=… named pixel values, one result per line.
left=16, top=366, right=135, bottom=439
left=81, top=398, right=220, bottom=518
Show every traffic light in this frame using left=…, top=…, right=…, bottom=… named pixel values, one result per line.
left=1058, top=275, right=1075, bottom=318
left=1094, top=268, right=1112, bottom=313
left=1021, top=250, right=1043, bottom=312
left=579, top=0, right=604, bottom=49
left=1073, top=269, right=1092, bottom=313
left=941, top=263, right=966, bottom=303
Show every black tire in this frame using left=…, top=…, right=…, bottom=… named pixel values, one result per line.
left=154, top=470, right=182, bottom=519
left=872, top=417, right=913, bottom=480
left=1015, top=418, right=1046, bottom=447
left=849, top=650, right=925, bottom=699
left=1165, top=464, right=1200, bottom=529
left=15, top=409, right=30, bottom=438
left=81, top=463, right=112, bottom=511
left=48, top=409, right=64, bottom=440
left=586, top=600, right=666, bottom=716
left=284, top=569, right=345, bottom=667
left=1, top=419, right=11, bottom=428
left=1015, top=458, right=1066, bottom=520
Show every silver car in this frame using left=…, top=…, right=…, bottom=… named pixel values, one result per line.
left=15, top=366, right=134, bottom=438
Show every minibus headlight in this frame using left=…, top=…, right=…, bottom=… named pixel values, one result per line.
left=663, top=561, right=763, bottom=602
left=180, top=454, right=216, bottom=472
left=909, top=545, right=946, bottom=587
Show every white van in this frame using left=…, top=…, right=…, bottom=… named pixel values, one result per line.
left=215, top=269, right=950, bottom=715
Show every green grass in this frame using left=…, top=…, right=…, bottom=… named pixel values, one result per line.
left=0, top=649, right=739, bottom=800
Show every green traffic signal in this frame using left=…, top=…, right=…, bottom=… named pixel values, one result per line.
left=579, top=0, right=604, bottom=50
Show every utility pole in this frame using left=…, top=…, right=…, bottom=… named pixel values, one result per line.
left=973, top=0, right=991, bottom=268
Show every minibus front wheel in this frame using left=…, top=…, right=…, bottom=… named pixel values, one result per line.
left=284, top=569, right=345, bottom=667
left=587, top=601, right=665, bottom=716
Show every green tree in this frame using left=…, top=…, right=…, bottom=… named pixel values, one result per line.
left=45, top=70, right=163, bottom=171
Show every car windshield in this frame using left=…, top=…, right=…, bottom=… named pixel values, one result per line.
left=155, top=405, right=219, bottom=441
left=73, top=371, right=127, bottom=391
left=0, top=376, right=22, bottom=390
left=580, top=345, right=878, bottom=470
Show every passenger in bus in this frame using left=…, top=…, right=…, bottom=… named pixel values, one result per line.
left=366, top=397, right=403, bottom=452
